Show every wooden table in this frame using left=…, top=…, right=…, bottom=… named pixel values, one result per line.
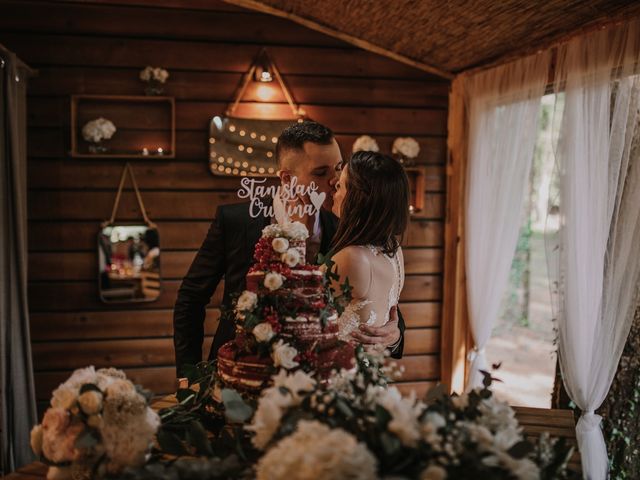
left=3, top=401, right=581, bottom=478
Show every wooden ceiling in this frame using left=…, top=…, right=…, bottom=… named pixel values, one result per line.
left=224, top=0, right=640, bottom=79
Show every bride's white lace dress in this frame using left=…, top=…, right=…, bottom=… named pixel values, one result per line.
left=331, top=245, right=405, bottom=341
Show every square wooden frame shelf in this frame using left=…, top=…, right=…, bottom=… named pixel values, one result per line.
left=70, top=94, right=176, bottom=159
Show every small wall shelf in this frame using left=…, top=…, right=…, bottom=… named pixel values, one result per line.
left=70, top=94, right=176, bottom=159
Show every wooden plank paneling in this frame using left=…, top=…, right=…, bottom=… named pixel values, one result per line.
left=395, top=355, right=440, bottom=381
left=27, top=280, right=224, bottom=311
left=400, top=275, right=443, bottom=302
left=28, top=221, right=213, bottom=251
left=0, top=0, right=448, bottom=398
left=28, top=160, right=445, bottom=192
left=394, top=381, right=438, bottom=398
left=30, top=309, right=221, bottom=341
left=27, top=97, right=447, bottom=135
left=399, top=302, right=441, bottom=328
left=404, top=328, right=440, bottom=355
left=2, top=33, right=436, bottom=79
left=25, top=67, right=449, bottom=107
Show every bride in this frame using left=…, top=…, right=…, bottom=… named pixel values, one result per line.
left=329, top=150, right=409, bottom=344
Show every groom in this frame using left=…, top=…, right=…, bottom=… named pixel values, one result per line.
left=173, top=120, right=405, bottom=378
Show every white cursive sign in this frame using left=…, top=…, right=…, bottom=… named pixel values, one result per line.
left=237, top=177, right=324, bottom=220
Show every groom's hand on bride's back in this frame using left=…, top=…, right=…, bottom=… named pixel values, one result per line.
left=350, top=306, right=403, bottom=357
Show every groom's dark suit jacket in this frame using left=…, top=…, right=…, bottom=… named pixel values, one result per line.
left=173, top=200, right=405, bottom=377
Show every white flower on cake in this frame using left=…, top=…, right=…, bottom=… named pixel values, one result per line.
left=236, top=290, right=258, bottom=313
left=139, top=66, right=169, bottom=83
left=271, top=237, right=289, bottom=253
left=352, top=135, right=379, bottom=153
left=392, top=136, right=420, bottom=159
left=377, top=386, right=424, bottom=447
left=82, top=117, right=116, bottom=143
left=263, top=221, right=309, bottom=241
left=263, top=272, right=284, bottom=291
left=78, top=390, right=102, bottom=415
left=271, top=339, right=298, bottom=369
left=282, top=221, right=308, bottom=240
left=281, top=248, right=301, bottom=267
left=252, top=322, right=275, bottom=343
left=255, top=420, right=378, bottom=480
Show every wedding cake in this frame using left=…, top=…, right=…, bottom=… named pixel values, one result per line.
left=217, top=221, right=354, bottom=394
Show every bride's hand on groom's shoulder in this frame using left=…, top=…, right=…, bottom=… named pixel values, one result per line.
left=350, top=306, right=401, bottom=349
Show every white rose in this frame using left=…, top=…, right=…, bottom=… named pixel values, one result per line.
left=253, top=323, right=275, bottom=343
left=139, top=66, right=152, bottom=81
left=377, top=387, right=424, bottom=446
left=264, top=272, right=284, bottom=291
left=78, top=390, right=103, bottom=415
left=282, top=221, right=308, bottom=241
left=281, top=248, right=301, bottom=267
left=392, top=137, right=420, bottom=159
left=30, top=424, right=43, bottom=456
left=271, top=340, right=299, bottom=369
left=271, top=237, right=289, bottom=253
left=420, top=465, right=447, bottom=480
left=236, top=290, right=258, bottom=312
left=352, top=135, right=379, bottom=153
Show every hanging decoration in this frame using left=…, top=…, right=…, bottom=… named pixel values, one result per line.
left=209, top=49, right=305, bottom=178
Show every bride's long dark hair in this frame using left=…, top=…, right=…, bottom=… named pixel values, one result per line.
left=331, top=151, right=410, bottom=256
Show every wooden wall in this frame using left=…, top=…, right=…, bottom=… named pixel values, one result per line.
left=0, top=0, right=449, bottom=410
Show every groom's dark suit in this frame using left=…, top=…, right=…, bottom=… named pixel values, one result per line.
left=173, top=200, right=405, bottom=377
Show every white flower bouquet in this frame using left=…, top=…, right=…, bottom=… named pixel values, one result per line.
left=30, top=366, right=160, bottom=479
left=392, top=136, right=421, bottom=160
left=352, top=135, right=380, bottom=153
left=81, top=117, right=116, bottom=151
left=139, top=66, right=169, bottom=84
left=139, top=66, right=169, bottom=95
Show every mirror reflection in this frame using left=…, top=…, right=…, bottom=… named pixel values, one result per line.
left=98, top=224, right=161, bottom=303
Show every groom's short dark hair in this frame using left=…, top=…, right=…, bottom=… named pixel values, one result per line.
left=276, top=120, right=334, bottom=166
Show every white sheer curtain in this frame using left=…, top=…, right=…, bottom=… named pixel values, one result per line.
left=462, top=52, right=552, bottom=390
left=550, top=18, right=640, bottom=479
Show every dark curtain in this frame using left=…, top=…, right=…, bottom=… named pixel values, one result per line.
left=0, top=44, right=37, bottom=474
